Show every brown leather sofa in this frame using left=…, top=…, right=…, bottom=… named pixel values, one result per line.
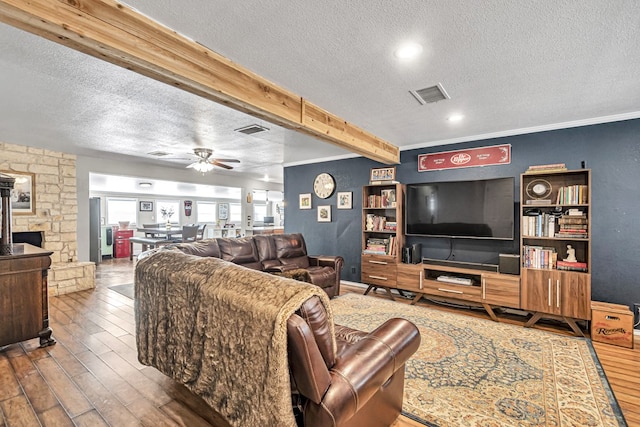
left=289, top=296, right=420, bottom=427
left=168, top=233, right=344, bottom=297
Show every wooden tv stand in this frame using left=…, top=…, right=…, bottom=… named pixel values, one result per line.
left=395, top=262, right=521, bottom=321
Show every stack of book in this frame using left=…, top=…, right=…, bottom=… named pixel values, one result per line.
left=556, top=212, right=588, bottom=238
left=525, top=163, right=568, bottom=174
left=556, top=185, right=588, bottom=204
left=363, top=237, right=397, bottom=256
left=522, top=245, right=557, bottom=269
left=556, top=260, right=588, bottom=272
left=384, top=221, right=397, bottom=231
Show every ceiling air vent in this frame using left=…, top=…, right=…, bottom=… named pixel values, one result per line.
left=147, top=150, right=171, bottom=157
left=235, top=124, right=270, bottom=135
left=410, top=83, right=450, bottom=105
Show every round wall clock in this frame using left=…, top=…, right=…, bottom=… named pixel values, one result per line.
left=313, top=173, right=336, bottom=199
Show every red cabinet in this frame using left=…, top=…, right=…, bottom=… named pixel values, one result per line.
left=114, top=229, right=134, bottom=258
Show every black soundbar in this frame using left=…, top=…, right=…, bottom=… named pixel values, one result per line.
left=422, top=257, right=499, bottom=272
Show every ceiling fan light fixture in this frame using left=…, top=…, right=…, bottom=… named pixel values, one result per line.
left=188, top=161, right=215, bottom=173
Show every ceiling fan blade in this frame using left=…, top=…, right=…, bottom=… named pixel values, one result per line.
left=212, top=158, right=240, bottom=163
left=212, top=160, right=234, bottom=170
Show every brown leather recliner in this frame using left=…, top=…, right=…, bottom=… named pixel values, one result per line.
left=288, top=296, right=421, bottom=426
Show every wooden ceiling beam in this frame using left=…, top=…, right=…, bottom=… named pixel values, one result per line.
left=0, top=0, right=399, bottom=164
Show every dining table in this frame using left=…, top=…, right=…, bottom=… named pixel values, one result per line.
left=136, top=227, right=183, bottom=239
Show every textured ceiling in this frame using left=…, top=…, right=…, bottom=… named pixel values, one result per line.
left=1, top=1, right=640, bottom=189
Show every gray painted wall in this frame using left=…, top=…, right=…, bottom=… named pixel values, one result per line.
left=285, top=118, right=640, bottom=309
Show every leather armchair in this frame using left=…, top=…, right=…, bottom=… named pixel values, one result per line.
left=288, top=296, right=421, bottom=426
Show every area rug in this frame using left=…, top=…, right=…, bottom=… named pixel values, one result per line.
left=330, top=293, right=626, bottom=427
left=108, top=283, right=134, bottom=299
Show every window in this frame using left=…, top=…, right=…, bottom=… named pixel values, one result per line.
left=157, top=200, right=179, bottom=223
left=197, top=201, right=217, bottom=223
left=229, top=203, right=242, bottom=223
left=253, top=203, right=267, bottom=223
left=106, top=198, right=137, bottom=225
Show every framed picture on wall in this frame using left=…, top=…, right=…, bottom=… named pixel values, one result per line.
left=299, top=193, right=312, bottom=209
left=218, top=203, right=229, bottom=220
left=370, top=166, right=396, bottom=184
left=337, top=191, right=352, bottom=209
left=139, top=201, right=153, bottom=211
left=2, top=170, right=35, bottom=215
left=317, top=205, right=331, bottom=222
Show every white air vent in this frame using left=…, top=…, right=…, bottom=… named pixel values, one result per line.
left=235, top=124, right=270, bottom=135
left=410, top=83, right=450, bottom=105
left=147, top=150, right=171, bottom=157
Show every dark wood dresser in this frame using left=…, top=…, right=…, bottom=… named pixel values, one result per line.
left=0, top=243, right=55, bottom=348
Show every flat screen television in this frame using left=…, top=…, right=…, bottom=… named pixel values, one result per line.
left=405, top=177, right=514, bottom=240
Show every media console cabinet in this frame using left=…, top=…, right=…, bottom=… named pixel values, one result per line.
left=372, top=261, right=521, bottom=321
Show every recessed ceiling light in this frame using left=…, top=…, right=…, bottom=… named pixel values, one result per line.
left=139, top=182, right=152, bottom=188
left=394, top=42, right=423, bottom=60
left=447, top=114, right=464, bottom=123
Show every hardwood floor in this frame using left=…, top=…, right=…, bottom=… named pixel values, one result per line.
left=0, top=257, right=638, bottom=426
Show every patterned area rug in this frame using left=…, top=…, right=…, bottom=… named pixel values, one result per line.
left=331, top=293, right=626, bottom=427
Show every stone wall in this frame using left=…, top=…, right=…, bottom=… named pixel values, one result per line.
left=0, top=141, right=95, bottom=295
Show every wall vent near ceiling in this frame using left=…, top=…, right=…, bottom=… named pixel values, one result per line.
left=410, top=83, right=450, bottom=105
left=147, top=150, right=171, bottom=157
left=235, top=124, right=270, bottom=135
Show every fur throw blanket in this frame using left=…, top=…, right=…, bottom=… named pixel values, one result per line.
left=135, top=249, right=334, bottom=426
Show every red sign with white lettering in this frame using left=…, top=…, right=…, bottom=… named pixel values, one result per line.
left=418, top=144, right=511, bottom=171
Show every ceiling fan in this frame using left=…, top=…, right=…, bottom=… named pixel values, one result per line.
left=186, top=148, right=240, bottom=173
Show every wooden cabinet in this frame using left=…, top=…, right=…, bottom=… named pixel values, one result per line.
left=0, top=243, right=55, bottom=348
left=522, top=269, right=591, bottom=318
left=520, top=169, right=591, bottom=333
left=482, top=273, right=520, bottom=308
left=360, top=183, right=404, bottom=296
left=361, top=254, right=397, bottom=288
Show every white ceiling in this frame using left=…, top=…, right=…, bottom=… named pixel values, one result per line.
left=2, top=1, right=640, bottom=188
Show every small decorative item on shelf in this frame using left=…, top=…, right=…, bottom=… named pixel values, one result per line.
left=160, top=207, right=175, bottom=228
left=369, top=166, right=397, bottom=185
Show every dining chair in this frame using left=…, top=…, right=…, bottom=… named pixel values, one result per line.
left=181, top=225, right=200, bottom=243
left=142, top=223, right=161, bottom=238
left=197, top=224, right=207, bottom=240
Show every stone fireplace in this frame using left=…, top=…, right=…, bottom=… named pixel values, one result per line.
left=13, top=231, right=44, bottom=247
left=1, top=141, right=95, bottom=296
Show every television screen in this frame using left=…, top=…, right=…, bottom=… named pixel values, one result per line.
left=405, top=177, right=514, bottom=240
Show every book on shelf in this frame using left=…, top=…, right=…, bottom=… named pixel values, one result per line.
left=365, top=214, right=388, bottom=231
left=558, top=216, right=588, bottom=225
left=556, top=260, right=588, bottom=272
left=363, top=236, right=396, bottom=256
left=525, top=199, right=553, bottom=205
left=525, top=163, right=568, bottom=174
left=522, top=213, right=556, bottom=237
left=556, top=185, right=588, bottom=204
left=384, top=221, right=397, bottom=231
left=522, top=245, right=557, bottom=269
left=369, top=180, right=398, bottom=186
